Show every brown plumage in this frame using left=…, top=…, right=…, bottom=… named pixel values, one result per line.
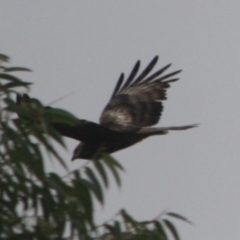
left=17, top=56, right=197, bottom=160
left=100, top=56, right=180, bottom=132
left=72, top=56, right=197, bottom=160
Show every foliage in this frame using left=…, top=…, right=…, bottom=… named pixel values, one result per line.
left=0, top=54, right=190, bottom=240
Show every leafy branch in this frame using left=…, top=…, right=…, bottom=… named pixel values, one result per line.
left=0, top=53, right=190, bottom=240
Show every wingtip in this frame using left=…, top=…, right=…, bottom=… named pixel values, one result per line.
left=175, top=69, right=182, bottom=74
left=149, top=56, right=159, bottom=67
left=118, top=72, right=124, bottom=82
left=136, top=59, right=141, bottom=65
left=186, top=123, right=199, bottom=129
left=153, top=55, right=159, bottom=61
left=168, top=67, right=183, bottom=74
left=134, top=60, right=141, bottom=70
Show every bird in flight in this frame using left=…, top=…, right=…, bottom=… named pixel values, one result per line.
left=17, top=56, right=197, bottom=160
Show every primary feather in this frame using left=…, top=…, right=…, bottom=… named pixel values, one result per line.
left=100, top=56, right=181, bottom=132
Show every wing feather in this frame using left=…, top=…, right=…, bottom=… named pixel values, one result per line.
left=120, top=60, right=140, bottom=91
left=156, top=69, right=182, bottom=82
left=110, top=73, right=124, bottom=99
left=100, top=56, right=181, bottom=132
left=130, top=55, right=158, bottom=86
left=143, top=63, right=172, bottom=82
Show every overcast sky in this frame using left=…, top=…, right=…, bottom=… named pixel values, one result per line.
left=1, top=1, right=240, bottom=240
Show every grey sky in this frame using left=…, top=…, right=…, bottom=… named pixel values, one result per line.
left=1, top=1, right=240, bottom=239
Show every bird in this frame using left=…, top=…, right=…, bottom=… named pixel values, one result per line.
left=17, top=56, right=197, bottom=160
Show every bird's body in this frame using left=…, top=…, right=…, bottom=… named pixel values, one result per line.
left=54, top=120, right=165, bottom=159
left=17, top=56, right=197, bottom=160
left=69, top=122, right=196, bottom=160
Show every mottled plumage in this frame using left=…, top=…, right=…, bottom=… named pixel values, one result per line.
left=100, top=56, right=181, bottom=132
left=71, top=56, right=196, bottom=160
left=17, top=56, right=197, bottom=160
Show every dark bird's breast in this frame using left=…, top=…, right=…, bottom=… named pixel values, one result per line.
left=72, top=129, right=148, bottom=160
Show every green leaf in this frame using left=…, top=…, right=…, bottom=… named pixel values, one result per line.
left=154, top=221, right=168, bottom=240
left=120, top=209, right=139, bottom=230
left=47, top=127, right=66, bottom=148
left=47, top=173, right=69, bottom=196
left=101, top=153, right=124, bottom=170
left=94, top=159, right=108, bottom=188
left=3, top=81, right=32, bottom=89
left=21, top=149, right=44, bottom=179
left=40, top=197, right=50, bottom=220
left=35, top=131, right=68, bottom=171
left=0, top=73, right=31, bottom=84
left=114, top=221, right=122, bottom=240
left=3, top=67, right=32, bottom=72
left=163, top=219, right=180, bottom=240
left=166, top=212, right=192, bottom=224
left=104, top=222, right=122, bottom=240
left=73, top=178, right=93, bottom=224
left=45, top=108, right=79, bottom=125
left=0, top=53, right=10, bottom=62
left=85, top=167, right=104, bottom=204
left=101, top=154, right=123, bottom=187
left=71, top=172, right=94, bottom=223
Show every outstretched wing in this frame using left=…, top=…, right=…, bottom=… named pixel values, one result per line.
left=99, top=56, right=181, bottom=132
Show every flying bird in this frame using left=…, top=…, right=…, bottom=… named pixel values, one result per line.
left=17, top=56, right=197, bottom=160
